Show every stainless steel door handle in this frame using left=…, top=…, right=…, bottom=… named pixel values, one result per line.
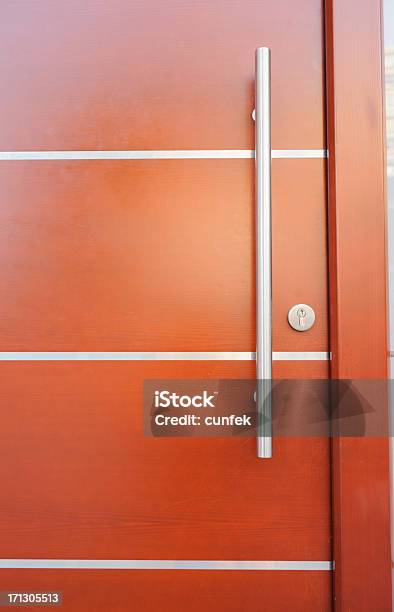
left=255, top=47, right=272, bottom=459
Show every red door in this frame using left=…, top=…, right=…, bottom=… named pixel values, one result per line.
left=0, top=1, right=331, bottom=610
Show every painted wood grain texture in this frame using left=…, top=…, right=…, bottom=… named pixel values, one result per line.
left=0, top=570, right=331, bottom=612
left=0, top=361, right=331, bottom=561
left=0, top=0, right=325, bottom=150
left=0, top=0, right=331, bottom=609
left=0, top=160, right=327, bottom=352
left=325, top=0, right=392, bottom=609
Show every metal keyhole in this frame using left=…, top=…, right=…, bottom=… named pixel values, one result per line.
left=297, top=308, right=307, bottom=328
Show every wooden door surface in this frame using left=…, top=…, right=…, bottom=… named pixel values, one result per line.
left=0, top=1, right=331, bottom=610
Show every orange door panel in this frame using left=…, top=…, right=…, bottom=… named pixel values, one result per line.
left=0, top=159, right=327, bottom=352
left=0, top=360, right=331, bottom=610
left=0, top=0, right=325, bottom=150
left=0, top=570, right=331, bottom=612
left=0, top=361, right=330, bottom=561
left=0, top=0, right=331, bottom=610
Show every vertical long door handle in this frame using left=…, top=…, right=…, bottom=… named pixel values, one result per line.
left=255, top=47, right=272, bottom=458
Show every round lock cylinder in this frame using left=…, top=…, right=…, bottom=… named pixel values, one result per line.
left=287, top=304, right=316, bottom=332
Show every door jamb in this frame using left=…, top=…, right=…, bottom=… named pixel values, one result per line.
left=325, top=0, right=392, bottom=608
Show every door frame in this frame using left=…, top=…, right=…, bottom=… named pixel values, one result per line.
left=325, top=0, right=392, bottom=608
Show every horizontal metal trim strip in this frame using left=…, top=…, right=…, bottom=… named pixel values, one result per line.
left=0, top=351, right=330, bottom=361
left=0, top=149, right=327, bottom=160
left=0, top=559, right=332, bottom=571
left=0, top=150, right=253, bottom=160
left=273, top=351, right=330, bottom=361
left=272, top=149, right=327, bottom=159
